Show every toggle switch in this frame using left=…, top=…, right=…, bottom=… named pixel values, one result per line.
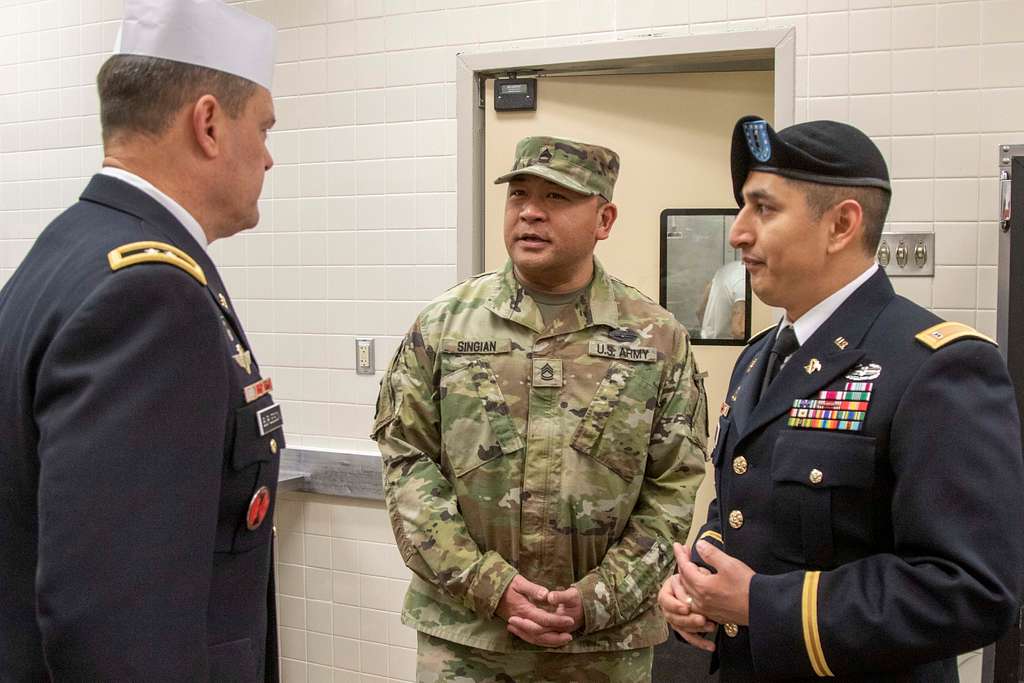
left=876, top=232, right=933, bottom=277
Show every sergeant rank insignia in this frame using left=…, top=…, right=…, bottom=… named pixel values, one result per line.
left=787, top=381, right=874, bottom=432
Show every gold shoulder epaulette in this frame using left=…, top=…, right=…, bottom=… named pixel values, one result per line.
left=107, top=241, right=206, bottom=286
left=747, top=324, right=776, bottom=345
left=915, top=321, right=996, bottom=350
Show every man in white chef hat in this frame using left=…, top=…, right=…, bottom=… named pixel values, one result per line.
left=0, top=2, right=286, bottom=680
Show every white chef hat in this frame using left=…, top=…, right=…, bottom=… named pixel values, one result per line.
left=113, top=0, right=276, bottom=91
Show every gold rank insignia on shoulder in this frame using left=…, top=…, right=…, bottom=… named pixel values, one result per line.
left=915, top=321, right=997, bottom=350
left=107, top=241, right=206, bottom=285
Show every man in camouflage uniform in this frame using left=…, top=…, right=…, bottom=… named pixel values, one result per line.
left=373, top=136, right=708, bottom=681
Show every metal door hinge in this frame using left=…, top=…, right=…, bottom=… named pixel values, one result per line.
left=999, top=145, right=1024, bottom=233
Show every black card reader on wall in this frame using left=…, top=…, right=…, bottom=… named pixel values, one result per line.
left=494, top=78, right=537, bottom=111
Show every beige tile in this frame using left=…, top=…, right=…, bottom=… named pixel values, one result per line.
left=307, top=567, right=333, bottom=601
left=360, top=641, right=390, bottom=676
left=808, top=12, right=848, bottom=55
left=357, top=541, right=409, bottom=580
left=977, top=310, right=997, bottom=339
left=932, top=266, right=978, bottom=309
left=850, top=8, right=891, bottom=53
left=891, top=274, right=933, bottom=308
left=386, top=612, right=417, bottom=648
left=360, top=576, right=407, bottom=612
left=308, top=598, right=334, bottom=634
left=279, top=595, right=307, bottom=629
left=977, top=267, right=997, bottom=309
left=932, top=309, right=976, bottom=327
left=334, top=570, right=361, bottom=606
left=938, top=1, right=980, bottom=47
left=334, top=636, right=360, bottom=669
left=361, top=608, right=390, bottom=643
left=977, top=223, right=998, bottom=266
left=933, top=223, right=978, bottom=266
left=333, top=538, right=360, bottom=572
left=308, top=664, right=333, bottom=683
left=280, top=626, right=308, bottom=660
left=934, top=179, right=979, bottom=222
left=332, top=669, right=360, bottom=683
left=334, top=603, right=362, bottom=638
left=935, top=47, right=979, bottom=92
left=388, top=645, right=417, bottom=682
left=891, top=136, right=934, bottom=179
left=306, top=534, right=333, bottom=569
left=893, top=5, right=935, bottom=50
left=308, top=631, right=333, bottom=666
left=280, top=657, right=307, bottom=683
left=981, top=0, right=1024, bottom=44
left=278, top=562, right=306, bottom=597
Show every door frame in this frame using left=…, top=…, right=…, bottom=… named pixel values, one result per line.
left=455, top=29, right=797, bottom=280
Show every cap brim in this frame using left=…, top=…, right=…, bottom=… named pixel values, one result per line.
left=493, top=167, right=598, bottom=197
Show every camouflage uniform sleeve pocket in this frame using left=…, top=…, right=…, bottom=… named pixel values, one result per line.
left=570, top=361, right=656, bottom=482
left=440, top=362, right=523, bottom=477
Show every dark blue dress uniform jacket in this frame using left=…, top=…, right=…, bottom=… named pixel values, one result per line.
left=0, top=175, right=282, bottom=681
left=693, top=269, right=1024, bottom=681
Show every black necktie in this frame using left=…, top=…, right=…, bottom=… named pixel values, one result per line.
left=759, top=325, right=800, bottom=401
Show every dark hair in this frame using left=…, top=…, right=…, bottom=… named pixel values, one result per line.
left=788, top=178, right=891, bottom=254
left=97, top=54, right=256, bottom=144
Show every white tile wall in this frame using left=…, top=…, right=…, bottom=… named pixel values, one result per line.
left=2, top=1, right=1022, bottom=676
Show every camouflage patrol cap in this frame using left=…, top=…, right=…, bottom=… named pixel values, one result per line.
left=493, top=136, right=620, bottom=201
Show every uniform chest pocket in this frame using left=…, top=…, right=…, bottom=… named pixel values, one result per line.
left=215, top=397, right=283, bottom=553
left=770, top=430, right=876, bottom=568
left=570, top=361, right=657, bottom=482
left=440, top=361, right=523, bottom=477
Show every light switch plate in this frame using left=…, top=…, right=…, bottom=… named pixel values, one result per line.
left=876, top=232, right=934, bottom=277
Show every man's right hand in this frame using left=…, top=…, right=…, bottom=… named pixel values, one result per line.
left=658, top=546, right=718, bottom=653
left=496, top=575, right=575, bottom=647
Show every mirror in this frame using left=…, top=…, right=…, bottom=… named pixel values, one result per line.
left=660, top=209, right=750, bottom=345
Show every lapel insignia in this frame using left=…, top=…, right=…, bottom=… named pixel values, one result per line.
left=834, top=336, right=848, bottom=350
left=218, top=292, right=229, bottom=310
left=233, top=344, right=253, bottom=374
left=845, top=362, right=881, bottom=381
left=720, top=402, right=731, bottom=418
left=746, top=357, right=758, bottom=373
left=804, top=358, right=822, bottom=374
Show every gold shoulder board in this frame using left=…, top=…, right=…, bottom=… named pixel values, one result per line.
left=747, top=324, right=776, bottom=346
left=915, top=321, right=996, bottom=350
left=107, top=241, right=207, bottom=286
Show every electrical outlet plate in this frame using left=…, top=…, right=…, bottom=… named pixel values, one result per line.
left=355, top=338, right=375, bottom=375
left=876, top=233, right=934, bottom=277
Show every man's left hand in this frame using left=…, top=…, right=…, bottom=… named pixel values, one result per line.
left=677, top=541, right=755, bottom=625
left=506, top=586, right=584, bottom=647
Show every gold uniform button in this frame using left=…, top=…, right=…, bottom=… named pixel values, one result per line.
left=269, top=438, right=278, bottom=455
left=728, top=510, right=744, bottom=529
left=732, top=456, right=748, bottom=475
left=723, top=623, right=739, bottom=638
left=809, top=468, right=823, bottom=485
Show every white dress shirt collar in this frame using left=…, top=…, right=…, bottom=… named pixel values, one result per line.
left=98, top=167, right=208, bottom=251
left=783, top=262, right=879, bottom=346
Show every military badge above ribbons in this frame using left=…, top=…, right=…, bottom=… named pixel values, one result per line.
left=788, top=381, right=874, bottom=432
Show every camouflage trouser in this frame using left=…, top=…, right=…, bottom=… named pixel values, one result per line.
left=416, top=632, right=653, bottom=683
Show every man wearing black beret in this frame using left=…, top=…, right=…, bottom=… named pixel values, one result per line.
left=658, top=115, right=1024, bottom=680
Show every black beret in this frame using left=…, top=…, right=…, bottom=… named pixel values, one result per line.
left=730, top=115, right=891, bottom=206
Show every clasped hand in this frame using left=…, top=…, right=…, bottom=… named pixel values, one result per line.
left=657, top=541, right=755, bottom=651
left=496, top=574, right=583, bottom=647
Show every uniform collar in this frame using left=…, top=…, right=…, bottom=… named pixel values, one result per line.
left=485, top=258, right=620, bottom=335
left=98, top=167, right=209, bottom=251
left=788, top=263, right=879, bottom=346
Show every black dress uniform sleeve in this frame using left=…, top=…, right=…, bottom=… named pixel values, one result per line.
left=33, top=264, right=230, bottom=678
left=747, top=339, right=1024, bottom=678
